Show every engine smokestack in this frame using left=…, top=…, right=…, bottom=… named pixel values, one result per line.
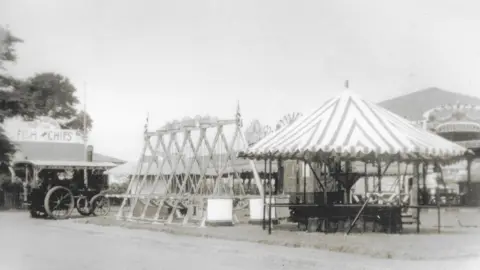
left=87, top=145, right=93, bottom=162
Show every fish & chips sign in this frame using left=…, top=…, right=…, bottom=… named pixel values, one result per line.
left=12, top=128, right=85, bottom=144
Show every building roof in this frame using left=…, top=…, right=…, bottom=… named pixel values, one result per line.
left=12, top=160, right=117, bottom=169
left=12, top=141, right=125, bottom=164
left=92, top=153, right=126, bottom=164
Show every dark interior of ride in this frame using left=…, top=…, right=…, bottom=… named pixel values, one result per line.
left=16, top=165, right=111, bottom=219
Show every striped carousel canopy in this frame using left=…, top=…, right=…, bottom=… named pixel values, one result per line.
left=239, top=91, right=469, bottom=161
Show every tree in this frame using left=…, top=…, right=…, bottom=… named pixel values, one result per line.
left=244, top=120, right=272, bottom=146
left=0, top=127, right=16, bottom=163
left=0, top=26, right=30, bottom=163
left=22, top=73, right=78, bottom=118
left=0, top=27, right=32, bottom=123
left=60, top=110, right=93, bottom=132
left=0, top=26, right=23, bottom=70
left=276, top=112, right=302, bottom=130
left=18, top=72, right=93, bottom=132
left=0, top=79, right=37, bottom=122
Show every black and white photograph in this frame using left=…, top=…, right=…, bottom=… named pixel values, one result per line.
left=1, top=1, right=480, bottom=269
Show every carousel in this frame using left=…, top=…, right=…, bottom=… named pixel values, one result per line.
left=239, top=91, right=470, bottom=234
left=422, top=102, right=480, bottom=205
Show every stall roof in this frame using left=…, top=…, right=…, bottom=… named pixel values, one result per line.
left=13, top=160, right=117, bottom=169
left=240, top=91, right=469, bottom=161
left=12, top=141, right=125, bottom=164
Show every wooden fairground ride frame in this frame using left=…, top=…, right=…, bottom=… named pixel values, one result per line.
left=110, top=105, right=266, bottom=226
left=13, top=160, right=116, bottom=219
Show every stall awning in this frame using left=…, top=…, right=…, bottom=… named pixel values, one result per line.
left=240, top=91, right=469, bottom=161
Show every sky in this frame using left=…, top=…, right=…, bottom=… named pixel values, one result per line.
left=1, top=0, right=480, bottom=161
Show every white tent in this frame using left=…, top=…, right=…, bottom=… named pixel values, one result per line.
left=104, top=158, right=160, bottom=184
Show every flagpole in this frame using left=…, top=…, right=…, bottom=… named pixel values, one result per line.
left=83, top=81, right=88, bottom=188
left=83, top=81, right=87, bottom=156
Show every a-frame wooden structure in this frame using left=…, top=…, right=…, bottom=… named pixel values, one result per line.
left=114, top=106, right=264, bottom=226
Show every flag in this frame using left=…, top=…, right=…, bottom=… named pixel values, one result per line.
left=144, top=112, right=149, bottom=133
left=236, top=101, right=243, bottom=127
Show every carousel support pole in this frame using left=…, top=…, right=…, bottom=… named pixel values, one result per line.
left=397, top=161, right=401, bottom=205
left=345, top=160, right=350, bottom=204
left=295, top=160, right=300, bottom=204
left=413, top=161, right=421, bottom=234
left=401, top=163, right=408, bottom=196
left=466, top=157, right=473, bottom=206
left=277, top=158, right=283, bottom=194
left=303, top=161, right=307, bottom=203
left=268, top=158, right=273, bottom=235
left=404, top=165, right=410, bottom=197
left=364, top=162, right=368, bottom=201
left=262, top=159, right=267, bottom=230
left=436, top=185, right=441, bottom=234
left=363, top=161, right=367, bottom=231
left=410, top=162, right=419, bottom=229
left=323, top=161, right=328, bottom=205
left=324, top=161, right=329, bottom=234
left=422, top=162, right=428, bottom=205
left=377, top=160, right=382, bottom=193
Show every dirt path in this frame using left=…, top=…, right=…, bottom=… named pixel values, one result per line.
left=0, top=211, right=478, bottom=270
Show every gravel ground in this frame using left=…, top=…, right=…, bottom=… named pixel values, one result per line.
left=1, top=211, right=479, bottom=270
left=92, top=206, right=480, bottom=260
left=79, top=214, right=480, bottom=260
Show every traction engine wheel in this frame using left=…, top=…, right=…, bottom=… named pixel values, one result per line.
left=76, top=196, right=93, bottom=216
left=44, top=186, right=75, bottom=220
left=90, top=194, right=111, bottom=216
